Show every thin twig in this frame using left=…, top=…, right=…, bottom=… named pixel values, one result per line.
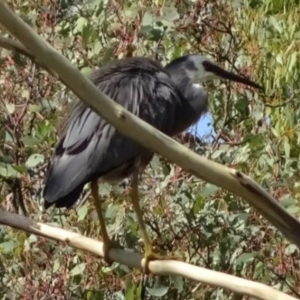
left=5, top=178, right=27, bottom=216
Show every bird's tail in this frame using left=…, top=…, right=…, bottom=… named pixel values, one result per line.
left=44, top=183, right=85, bottom=209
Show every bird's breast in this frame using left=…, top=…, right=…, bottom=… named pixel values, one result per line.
left=101, top=151, right=154, bottom=183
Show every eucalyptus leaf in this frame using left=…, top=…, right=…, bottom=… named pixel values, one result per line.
left=77, top=204, right=88, bottom=221
left=69, top=263, right=86, bottom=277
left=146, top=286, right=169, bottom=297
left=6, top=103, right=15, bottom=114
left=25, top=154, right=45, bottom=168
left=0, top=241, right=18, bottom=253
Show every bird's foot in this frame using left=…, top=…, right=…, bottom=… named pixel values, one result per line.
left=142, top=248, right=181, bottom=274
left=102, top=239, right=123, bottom=266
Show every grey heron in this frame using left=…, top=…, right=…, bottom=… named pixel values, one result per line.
left=43, top=54, right=262, bottom=271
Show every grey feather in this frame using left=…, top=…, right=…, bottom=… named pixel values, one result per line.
left=43, top=57, right=185, bottom=208
left=43, top=54, right=262, bottom=209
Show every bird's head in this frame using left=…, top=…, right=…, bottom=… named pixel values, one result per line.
left=167, top=54, right=263, bottom=90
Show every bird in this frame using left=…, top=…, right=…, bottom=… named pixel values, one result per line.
left=43, top=54, right=263, bottom=271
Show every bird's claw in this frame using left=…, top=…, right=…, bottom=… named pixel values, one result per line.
left=142, top=249, right=182, bottom=274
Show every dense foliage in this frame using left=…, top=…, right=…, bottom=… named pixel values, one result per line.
left=1, top=0, right=300, bottom=299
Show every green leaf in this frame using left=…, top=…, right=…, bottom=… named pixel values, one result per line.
left=22, top=136, right=41, bottom=146
left=142, top=11, right=153, bottom=26
left=193, top=196, right=205, bottom=215
left=271, top=127, right=279, bottom=138
left=25, top=154, right=45, bottom=168
left=12, top=164, right=27, bottom=173
left=0, top=240, right=18, bottom=253
left=5, top=130, right=13, bottom=142
left=150, top=155, right=161, bottom=170
left=69, top=262, right=86, bottom=277
left=286, top=205, right=299, bottom=214
left=201, top=184, right=219, bottom=197
left=146, top=286, right=169, bottom=297
left=171, top=275, right=184, bottom=292
left=75, top=17, right=88, bottom=33
left=0, top=165, right=7, bottom=178
left=29, top=104, right=41, bottom=112
left=269, top=16, right=282, bottom=33
left=99, top=183, right=112, bottom=197
left=86, top=290, right=105, bottom=300
left=81, top=67, right=93, bottom=75
left=126, top=215, right=138, bottom=236
left=125, top=276, right=134, bottom=300
left=285, top=244, right=298, bottom=255
left=0, top=163, right=19, bottom=178
left=253, top=261, right=264, bottom=280
left=236, top=252, right=257, bottom=266
left=0, top=155, right=14, bottom=164
left=235, top=98, right=248, bottom=113
left=283, top=138, right=290, bottom=158
left=275, top=53, right=283, bottom=65
left=247, top=135, right=264, bottom=150
left=111, top=292, right=125, bottom=300
left=53, top=259, right=60, bottom=273
left=91, top=40, right=102, bottom=56
left=281, top=197, right=295, bottom=208
left=6, top=103, right=15, bottom=114
left=77, top=204, right=88, bottom=221
left=162, top=6, right=179, bottom=21
left=36, top=121, right=52, bottom=140
left=149, top=28, right=164, bottom=41
left=288, top=52, right=297, bottom=72
left=82, top=23, right=96, bottom=44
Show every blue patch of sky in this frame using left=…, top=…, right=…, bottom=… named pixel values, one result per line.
left=188, top=112, right=216, bottom=141
left=190, top=112, right=271, bottom=143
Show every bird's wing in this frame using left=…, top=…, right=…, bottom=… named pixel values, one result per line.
left=43, top=58, right=182, bottom=204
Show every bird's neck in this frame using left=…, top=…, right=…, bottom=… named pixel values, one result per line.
left=169, top=74, right=208, bottom=135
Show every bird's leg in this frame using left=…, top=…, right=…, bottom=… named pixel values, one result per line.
left=131, top=170, right=169, bottom=273
left=91, top=180, right=121, bottom=265
left=131, top=171, right=152, bottom=253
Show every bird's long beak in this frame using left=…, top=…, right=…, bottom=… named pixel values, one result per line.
left=203, top=61, right=263, bottom=90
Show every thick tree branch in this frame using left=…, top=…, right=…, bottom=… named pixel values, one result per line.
left=0, top=1, right=300, bottom=250
left=0, top=208, right=297, bottom=300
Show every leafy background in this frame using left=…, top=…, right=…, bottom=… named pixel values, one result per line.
left=1, top=0, right=300, bottom=299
